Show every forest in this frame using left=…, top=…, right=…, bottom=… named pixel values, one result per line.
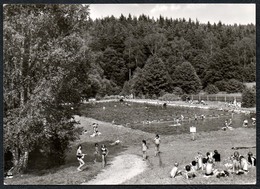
left=3, top=4, right=256, bottom=173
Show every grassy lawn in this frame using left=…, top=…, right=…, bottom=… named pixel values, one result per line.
left=5, top=101, right=256, bottom=185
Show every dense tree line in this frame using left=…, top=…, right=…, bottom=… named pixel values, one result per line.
left=3, top=5, right=255, bottom=173
left=88, top=13, right=255, bottom=97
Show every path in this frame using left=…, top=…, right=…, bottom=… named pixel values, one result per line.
left=82, top=154, right=147, bottom=185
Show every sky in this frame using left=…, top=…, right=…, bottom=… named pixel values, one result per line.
left=88, top=4, right=255, bottom=25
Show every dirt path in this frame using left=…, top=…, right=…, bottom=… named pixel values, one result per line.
left=82, top=154, right=147, bottom=185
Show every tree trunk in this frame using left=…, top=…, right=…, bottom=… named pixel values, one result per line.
left=11, top=148, right=29, bottom=174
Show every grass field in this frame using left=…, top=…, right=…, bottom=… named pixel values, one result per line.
left=4, top=101, right=256, bottom=185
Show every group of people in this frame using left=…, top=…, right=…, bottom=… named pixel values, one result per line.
left=170, top=150, right=256, bottom=179
left=76, top=143, right=109, bottom=171
left=142, top=134, right=161, bottom=161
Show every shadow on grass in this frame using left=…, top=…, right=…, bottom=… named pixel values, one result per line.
left=25, top=140, right=127, bottom=177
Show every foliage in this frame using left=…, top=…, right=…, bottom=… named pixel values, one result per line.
left=3, top=4, right=89, bottom=173
left=172, top=61, right=202, bottom=94
left=205, top=84, right=219, bottom=94
left=242, top=88, right=256, bottom=108
left=131, top=56, right=173, bottom=96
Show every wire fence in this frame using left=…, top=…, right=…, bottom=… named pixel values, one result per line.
left=190, top=94, right=242, bottom=102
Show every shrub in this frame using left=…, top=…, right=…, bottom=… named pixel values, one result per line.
left=173, top=87, right=184, bottom=96
left=181, top=94, right=190, bottom=101
left=205, top=84, right=219, bottom=94
left=242, top=88, right=256, bottom=108
left=214, top=80, right=228, bottom=92
left=226, top=79, right=245, bottom=93
left=159, top=93, right=181, bottom=101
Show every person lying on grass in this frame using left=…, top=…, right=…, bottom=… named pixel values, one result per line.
left=76, top=144, right=86, bottom=171
left=170, top=163, right=182, bottom=178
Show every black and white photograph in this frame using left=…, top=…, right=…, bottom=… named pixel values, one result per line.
left=3, top=3, right=256, bottom=185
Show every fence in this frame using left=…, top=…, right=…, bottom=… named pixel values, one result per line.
left=190, top=94, right=242, bottom=102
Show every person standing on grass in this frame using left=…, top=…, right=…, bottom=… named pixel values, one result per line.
left=142, top=140, right=148, bottom=160
left=101, top=144, right=109, bottom=168
left=94, top=143, right=100, bottom=163
left=76, top=144, right=86, bottom=171
left=154, top=134, right=161, bottom=156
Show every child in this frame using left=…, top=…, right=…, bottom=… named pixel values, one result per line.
left=142, top=140, right=148, bottom=161
left=154, top=134, right=161, bottom=157
left=94, top=143, right=99, bottom=163
left=170, top=163, right=182, bottom=178
left=101, top=144, right=109, bottom=168
left=76, top=145, right=86, bottom=171
left=213, top=150, right=221, bottom=162
left=248, top=152, right=256, bottom=166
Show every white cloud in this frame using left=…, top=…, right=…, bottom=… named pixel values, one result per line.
left=150, top=5, right=168, bottom=13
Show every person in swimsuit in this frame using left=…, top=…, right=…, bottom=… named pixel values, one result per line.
left=101, top=144, right=109, bottom=168
left=154, top=134, right=161, bottom=157
left=76, top=144, right=86, bottom=171
left=94, top=143, right=100, bottom=163
left=142, top=140, right=148, bottom=161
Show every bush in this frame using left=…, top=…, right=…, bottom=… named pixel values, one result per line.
left=181, top=94, right=190, bottom=101
left=159, top=93, right=181, bottom=101
left=242, top=88, right=256, bottom=108
left=214, top=80, right=228, bottom=92
left=205, top=84, right=219, bottom=94
left=226, top=79, right=245, bottom=93
left=173, top=87, right=184, bottom=96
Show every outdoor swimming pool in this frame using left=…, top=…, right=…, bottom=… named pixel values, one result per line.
left=80, top=101, right=255, bottom=135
